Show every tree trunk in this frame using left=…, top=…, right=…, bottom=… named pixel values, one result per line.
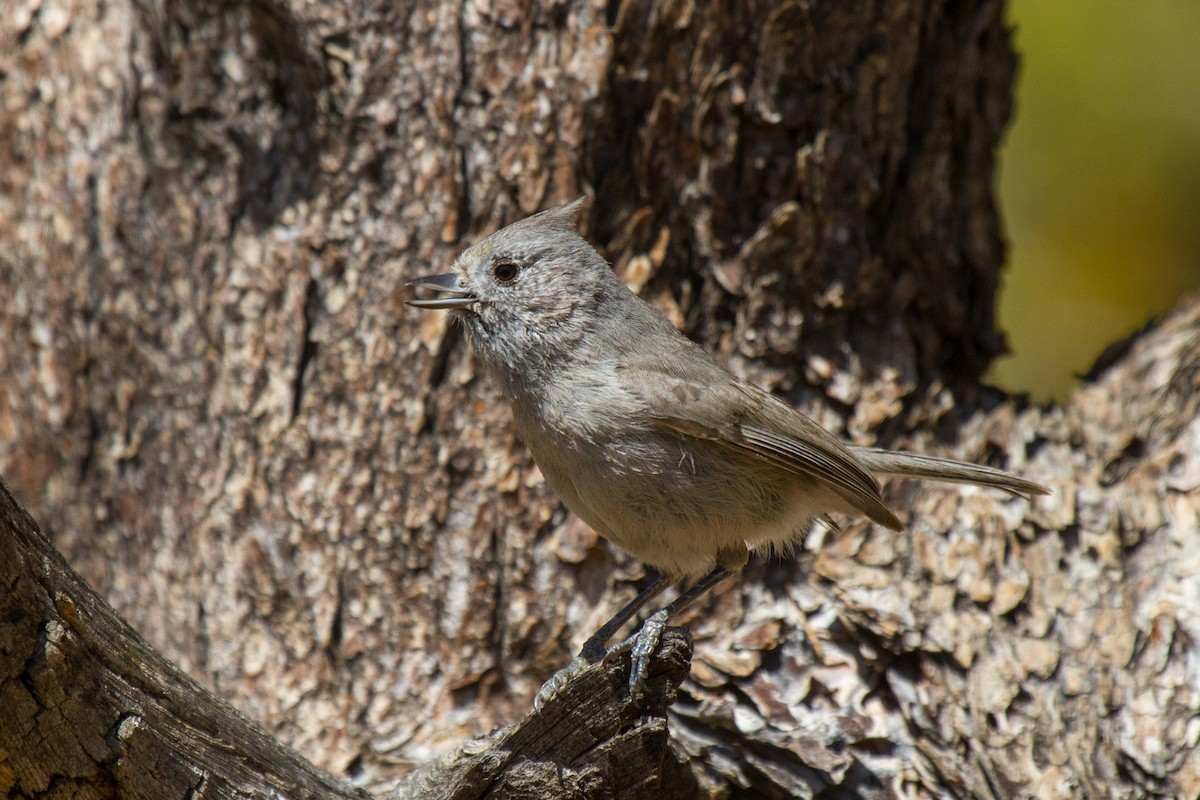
left=1, top=0, right=1196, bottom=797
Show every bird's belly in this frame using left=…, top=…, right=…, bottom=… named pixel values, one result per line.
left=531, top=431, right=837, bottom=579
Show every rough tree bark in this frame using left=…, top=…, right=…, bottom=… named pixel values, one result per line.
left=1, top=0, right=1196, bottom=798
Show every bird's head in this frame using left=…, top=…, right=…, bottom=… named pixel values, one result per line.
left=407, top=198, right=617, bottom=378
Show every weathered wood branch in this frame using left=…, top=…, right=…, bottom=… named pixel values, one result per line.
left=0, top=478, right=694, bottom=798
left=392, top=634, right=695, bottom=799
left=0, top=476, right=367, bottom=799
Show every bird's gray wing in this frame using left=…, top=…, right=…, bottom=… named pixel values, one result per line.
left=618, top=347, right=903, bottom=531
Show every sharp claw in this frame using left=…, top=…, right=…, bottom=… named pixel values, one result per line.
left=533, top=655, right=591, bottom=712
left=532, top=679, right=559, bottom=712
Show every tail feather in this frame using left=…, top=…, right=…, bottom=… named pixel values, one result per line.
left=851, top=447, right=1049, bottom=500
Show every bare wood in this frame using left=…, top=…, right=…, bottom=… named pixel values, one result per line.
left=392, top=632, right=695, bottom=799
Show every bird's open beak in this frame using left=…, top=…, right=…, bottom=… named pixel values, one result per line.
left=405, top=273, right=477, bottom=309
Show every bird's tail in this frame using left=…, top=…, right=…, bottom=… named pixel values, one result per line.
left=851, top=447, right=1049, bottom=499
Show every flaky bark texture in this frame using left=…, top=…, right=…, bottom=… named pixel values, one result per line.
left=2, top=0, right=1196, bottom=797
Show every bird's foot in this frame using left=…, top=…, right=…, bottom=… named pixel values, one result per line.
left=532, top=638, right=607, bottom=712
left=533, top=656, right=590, bottom=712
left=626, top=608, right=670, bottom=700
left=534, top=613, right=674, bottom=711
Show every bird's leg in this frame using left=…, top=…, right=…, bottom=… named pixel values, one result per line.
left=577, top=571, right=670, bottom=661
left=533, top=572, right=669, bottom=711
left=627, top=564, right=735, bottom=697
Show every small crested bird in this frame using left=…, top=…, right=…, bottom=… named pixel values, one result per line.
left=407, top=199, right=1048, bottom=708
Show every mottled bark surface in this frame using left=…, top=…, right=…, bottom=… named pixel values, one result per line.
left=666, top=297, right=1200, bottom=798
left=2, top=0, right=1196, bottom=797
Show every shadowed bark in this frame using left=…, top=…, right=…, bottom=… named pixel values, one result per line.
left=2, top=0, right=1197, bottom=797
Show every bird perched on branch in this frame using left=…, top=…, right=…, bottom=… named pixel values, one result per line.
left=407, top=199, right=1047, bottom=709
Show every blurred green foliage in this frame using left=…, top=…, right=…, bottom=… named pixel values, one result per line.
left=990, top=0, right=1200, bottom=400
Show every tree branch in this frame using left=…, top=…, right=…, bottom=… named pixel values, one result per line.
left=392, top=634, right=695, bottom=799
left=0, top=478, right=695, bottom=799
left=0, top=479, right=369, bottom=799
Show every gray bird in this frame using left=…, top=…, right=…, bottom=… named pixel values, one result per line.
left=407, top=199, right=1048, bottom=709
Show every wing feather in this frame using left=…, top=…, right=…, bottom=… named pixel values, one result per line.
left=618, top=348, right=902, bottom=531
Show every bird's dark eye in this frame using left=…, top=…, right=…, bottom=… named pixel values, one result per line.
left=493, top=259, right=519, bottom=283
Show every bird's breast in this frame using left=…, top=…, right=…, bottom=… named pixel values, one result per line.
left=511, top=393, right=831, bottom=577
